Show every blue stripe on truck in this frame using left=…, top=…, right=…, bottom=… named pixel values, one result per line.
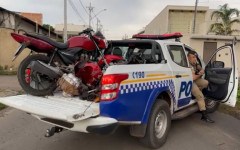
left=177, top=97, right=192, bottom=107
left=100, top=79, right=176, bottom=123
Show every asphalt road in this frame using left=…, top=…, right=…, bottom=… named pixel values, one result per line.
left=0, top=108, right=239, bottom=150
left=0, top=75, right=21, bottom=91
left=0, top=75, right=240, bottom=150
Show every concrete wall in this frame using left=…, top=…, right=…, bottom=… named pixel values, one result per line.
left=144, top=6, right=209, bottom=35
left=0, top=28, right=30, bottom=70
left=144, top=7, right=169, bottom=34
left=169, top=10, right=205, bottom=34
left=1, top=9, right=59, bottom=40
left=231, top=18, right=240, bottom=36
left=144, top=5, right=240, bottom=36
left=14, top=17, right=35, bottom=33
left=200, top=9, right=216, bottom=35
left=181, top=35, right=240, bottom=74
left=15, top=18, right=58, bottom=39
left=0, top=10, right=15, bottom=29
left=55, top=24, right=88, bottom=38
left=144, top=5, right=240, bottom=74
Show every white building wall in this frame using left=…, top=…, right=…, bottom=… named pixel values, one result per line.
left=144, top=7, right=169, bottom=34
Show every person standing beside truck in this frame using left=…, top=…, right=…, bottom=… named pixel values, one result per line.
left=187, top=51, right=214, bottom=123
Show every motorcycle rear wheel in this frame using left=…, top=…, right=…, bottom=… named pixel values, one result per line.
left=18, top=54, right=57, bottom=96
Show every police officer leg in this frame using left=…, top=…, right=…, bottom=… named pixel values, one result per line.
left=195, top=78, right=209, bottom=90
left=192, top=82, right=214, bottom=123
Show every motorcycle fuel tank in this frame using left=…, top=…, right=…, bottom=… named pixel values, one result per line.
left=68, top=36, right=96, bottom=51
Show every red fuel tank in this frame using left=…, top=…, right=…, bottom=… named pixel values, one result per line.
left=68, top=36, right=96, bottom=51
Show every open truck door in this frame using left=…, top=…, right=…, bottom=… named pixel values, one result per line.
left=204, top=37, right=238, bottom=107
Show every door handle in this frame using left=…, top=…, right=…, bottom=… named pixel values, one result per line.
left=175, top=75, right=182, bottom=78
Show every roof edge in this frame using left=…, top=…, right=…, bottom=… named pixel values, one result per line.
left=191, top=34, right=240, bottom=40
left=0, top=7, right=60, bottom=37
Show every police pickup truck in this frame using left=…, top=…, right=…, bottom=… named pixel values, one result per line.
left=0, top=33, right=238, bottom=149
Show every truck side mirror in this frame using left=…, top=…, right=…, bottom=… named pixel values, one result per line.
left=161, top=59, right=167, bottom=64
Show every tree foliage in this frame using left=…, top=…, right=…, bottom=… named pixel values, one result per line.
left=209, top=4, right=240, bottom=35
left=42, top=24, right=55, bottom=32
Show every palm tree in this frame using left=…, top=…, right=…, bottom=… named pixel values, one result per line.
left=209, top=4, right=240, bottom=35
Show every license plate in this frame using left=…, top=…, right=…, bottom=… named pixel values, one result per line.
left=12, top=42, right=26, bottom=61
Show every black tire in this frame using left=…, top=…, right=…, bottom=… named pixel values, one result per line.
left=140, top=100, right=171, bottom=149
left=18, top=54, right=57, bottom=96
left=205, top=98, right=220, bottom=113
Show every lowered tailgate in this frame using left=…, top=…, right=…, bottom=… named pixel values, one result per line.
left=0, top=93, right=99, bottom=122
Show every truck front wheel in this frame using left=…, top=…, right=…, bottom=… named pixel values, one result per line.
left=140, top=100, right=171, bottom=149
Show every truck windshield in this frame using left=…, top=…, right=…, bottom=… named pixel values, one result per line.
left=104, top=41, right=160, bottom=64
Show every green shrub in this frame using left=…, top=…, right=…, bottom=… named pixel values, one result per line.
left=4, top=65, right=8, bottom=70
left=0, top=70, right=17, bottom=75
left=0, top=65, right=3, bottom=71
left=0, top=103, right=6, bottom=110
left=57, top=39, right=64, bottom=43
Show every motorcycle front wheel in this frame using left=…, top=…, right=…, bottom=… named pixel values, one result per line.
left=18, top=54, right=57, bottom=96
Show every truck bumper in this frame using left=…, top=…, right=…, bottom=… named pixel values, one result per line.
left=37, top=115, right=119, bottom=134
left=86, top=122, right=119, bottom=134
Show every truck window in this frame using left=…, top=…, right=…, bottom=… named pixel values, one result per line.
left=168, top=45, right=188, bottom=67
left=155, top=44, right=163, bottom=63
left=105, top=41, right=165, bottom=64
left=128, top=48, right=154, bottom=64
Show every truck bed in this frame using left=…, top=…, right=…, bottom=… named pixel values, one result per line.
left=0, top=93, right=99, bottom=122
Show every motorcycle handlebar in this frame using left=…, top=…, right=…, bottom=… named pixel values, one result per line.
left=78, top=28, right=94, bottom=35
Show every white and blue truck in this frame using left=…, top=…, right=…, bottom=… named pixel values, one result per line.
left=0, top=33, right=238, bottom=149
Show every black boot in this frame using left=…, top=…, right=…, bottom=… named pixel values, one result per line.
left=201, top=111, right=215, bottom=123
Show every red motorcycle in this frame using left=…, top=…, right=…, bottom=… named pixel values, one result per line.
left=11, top=28, right=123, bottom=96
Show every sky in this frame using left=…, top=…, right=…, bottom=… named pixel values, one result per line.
left=1, top=0, right=240, bottom=39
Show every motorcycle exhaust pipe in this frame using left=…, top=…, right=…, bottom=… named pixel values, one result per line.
left=31, top=61, right=63, bottom=79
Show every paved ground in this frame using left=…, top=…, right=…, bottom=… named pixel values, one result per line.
left=0, top=76, right=240, bottom=150
left=0, top=108, right=239, bottom=150
left=0, top=75, right=21, bottom=91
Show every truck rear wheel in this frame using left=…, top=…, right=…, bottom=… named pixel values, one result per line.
left=140, top=100, right=171, bottom=149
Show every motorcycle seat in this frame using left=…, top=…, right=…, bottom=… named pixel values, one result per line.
left=26, top=33, right=69, bottom=49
